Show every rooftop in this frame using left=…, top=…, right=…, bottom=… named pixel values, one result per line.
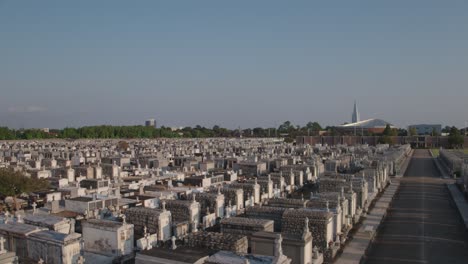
left=0, top=222, right=46, bottom=235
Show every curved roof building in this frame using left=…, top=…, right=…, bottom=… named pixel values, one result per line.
left=337, top=118, right=395, bottom=134
left=339, top=118, right=394, bottom=129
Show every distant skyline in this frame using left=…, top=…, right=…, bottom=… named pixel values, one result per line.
left=1, top=1, right=467, bottom=129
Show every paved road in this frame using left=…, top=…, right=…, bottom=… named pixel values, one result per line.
left=365, top=149, right=468, bottom=264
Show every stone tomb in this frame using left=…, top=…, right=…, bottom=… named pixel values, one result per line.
left=306, top=198, right=342, bottom=242
left=209, top=187, right=244, bottom=211
left=188, top=192, right=225, bottom=218
left=184, top=232, right=248, bottom=254
left=220, top=217, right=274, bottom=239
left=163, top=199, right=200, bottom=232
left=23, top=214, right=71, bottom=234
left=124, top=206, right=172, bottom=241
left=265, top=198, right=308, bottom=209
left=245, top=206, right=288, bottom=232
left=0, top=222, right=81, bottom=264
left=81, top=219, right=134, bottom=258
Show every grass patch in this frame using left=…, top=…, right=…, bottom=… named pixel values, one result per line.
left=431, top=148, right=468, bottom=156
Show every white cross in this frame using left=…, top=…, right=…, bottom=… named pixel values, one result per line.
left=3, top=212, right=9, bottom=224
left=38, top=258, right=44, bottom=264
left=0, top=236, right=6, bottom=254
left=32, top=202, right=37, bottom=214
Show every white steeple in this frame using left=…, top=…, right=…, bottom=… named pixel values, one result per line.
left=352, top=100, right=360, bottom=123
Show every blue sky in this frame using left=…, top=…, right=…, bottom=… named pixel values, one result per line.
left=1, top=1, right=467, bottom=129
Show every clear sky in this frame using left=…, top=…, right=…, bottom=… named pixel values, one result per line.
left=1, top=0, right=467, bottom=129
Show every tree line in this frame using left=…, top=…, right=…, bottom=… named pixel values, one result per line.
left=0, top=122, right=464, bottom=146
left=0, top=121, right=322, bottom=140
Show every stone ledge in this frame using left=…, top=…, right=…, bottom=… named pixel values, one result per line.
left=334, top=181, right=400, bottom=264
left=447, top=184, right=468, bottom=230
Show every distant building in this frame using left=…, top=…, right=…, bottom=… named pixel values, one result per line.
left=408, top=124, right=442, bottom=135
left=145, top=119, right=157, bottom=128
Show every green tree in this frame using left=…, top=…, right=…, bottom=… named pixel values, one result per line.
left=397, top=128, right=408, bottom=136
left=278, top=121, right=293, bottom=132
left=0, top=169, right=50, bottom=211
left=448, top=126, right=464, bottom=148
left=409, top=127, right=418, bottom=136
left=305, top=122, right=322, bottom=131
left=382, top=124, right=392, bottom=136
left=378, top=135, right=393, bottom=145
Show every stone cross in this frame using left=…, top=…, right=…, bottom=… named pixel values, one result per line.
left=4, top=212, right=10, bottom=224
left=192, top=193, right=196, bottom=203
left=225, top=206, right=230, bottom=218
left=0, top=236, right=6, bottom=254
left=171, top=236, right=177, bottom=250
left=80, top=238, right=85, bottom=253
left=162, top=201, right=166, bottom=211
left=32, top=202, right=37, bottom=214
left=313, top=246, right=319, bottom=259
left=16, top=213, right=23, bottom=223
left=304, top=217, right=310, bottom=234
left=77, top=255, right=85, bottom=264
left=121, top=214, right=126, bottom=224
left=274, top=234, right=283, bottom=257
left=38, top=258, right=44, bottom=264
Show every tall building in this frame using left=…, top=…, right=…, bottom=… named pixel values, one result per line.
left=145, top=119, right=156, bottom=128
left=352, top=101, right=360, bottom=123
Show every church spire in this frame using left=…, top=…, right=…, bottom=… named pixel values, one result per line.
left=352, top=100, right=360, bottom=123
